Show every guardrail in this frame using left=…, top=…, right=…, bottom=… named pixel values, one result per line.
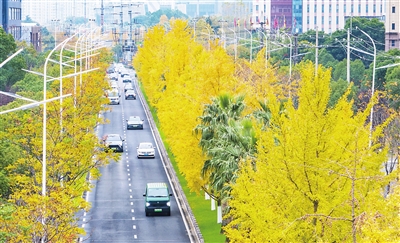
left=134, top=76, right=204, bottom=243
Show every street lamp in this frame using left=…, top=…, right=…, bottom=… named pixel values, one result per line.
left=244, top=28, right=253, bottom=63
left=218, top=19, right=228, bottom=49
left=51, top=19, right=60, bottom=46
left=281, top=31, right=292, bottom=92
left=356, top=26, right=376, bottom=147
left=258, top=29, right=268, bottom=68
left=228, top=28, right=238, bottom=61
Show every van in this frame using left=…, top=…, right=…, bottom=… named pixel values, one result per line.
left=143, top=182, right=172, bottom=216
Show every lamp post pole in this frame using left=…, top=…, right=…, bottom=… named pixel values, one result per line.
left=52, top=19, right=60, bottom=46
left=228, top=28, right=237, bottom=61
left=258, top=29, right=268, bottom=68
left=218, top=20, right=227, bottom=49
left=357, top=27, right=376, bottom=147
left=244, top=28, right=252, bottom=63
left=281, top=31, right=292, bottom=86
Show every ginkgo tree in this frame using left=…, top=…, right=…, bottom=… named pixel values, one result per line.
left=223, top=61, right=400, bottom=242
left=133, top=19, right=240, bottom=193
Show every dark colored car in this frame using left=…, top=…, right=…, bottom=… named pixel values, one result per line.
left=143, top=182, right=172, bottom=216
left=127, top=116, right=144, bottom=130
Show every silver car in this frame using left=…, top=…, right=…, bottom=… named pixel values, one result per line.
left=103, top=134, right=124, bottom=152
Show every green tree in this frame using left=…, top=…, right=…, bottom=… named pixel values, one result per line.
left=0, top=27, right=26, bottom=91
left=332, top=59, right=365, bottom=86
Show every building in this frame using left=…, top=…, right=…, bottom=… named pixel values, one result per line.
left=21, top=23, right=41, bottom=52
left=386, top=0, right=400, bottom=51
left=251, top=0, right=385, bottom=34
left=22, top=0, right=96, bottom=25
left=1, top=0, right=22, bottom=40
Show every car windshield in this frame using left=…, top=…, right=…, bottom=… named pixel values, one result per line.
left=129, top=117, right=140, bottom=121
left=147, top=188, right=169, bottom=197
left=139, top=143, right=153, bottom=149
left=107, top=135, right=121, bottom=141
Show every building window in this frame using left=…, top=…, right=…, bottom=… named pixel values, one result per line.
left=392, top=23, right=395, bottom=30
left=373, top=4, right=376, bottom=13
left=344, top=4, right=346, bottom=13
left=322, top=4, right=324, bottom=13
left=392, top=40, right=396, bottom=47
left=329, top=4, right=332, bottom=13
left=307, top=16, right=310, bottom=24
left=366, top=5, right=368, bottom=13
left=392, top=6, right=396, bottom=13
left=336, top=4, right=339, bottom=13
left=351, top=4, right=354, bottom=13
left=307, top=4, right=310, bottom=13
left=314, top=16, right=317, bottom=25
left=336, top=16, right=339, bottom=24
left=380, top=5, right=382, bottom=13
left=322, top=16, right=324, bottom=24
left=314, top=4, right=317, bottom=13
left=358, top=4, right=361, bottom=13
left=256, top=5, right=259, bottom=11
left=329, top=16, right=332, bottom=25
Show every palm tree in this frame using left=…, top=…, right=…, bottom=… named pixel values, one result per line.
left=194, top=94, right=258, bottom=228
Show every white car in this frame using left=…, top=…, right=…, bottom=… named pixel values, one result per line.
left=107, top=89, right=120, bottom=105
left=110, top=81, right=119, bottom=90
left=137, top=142, right=156, bottom=158
left=124, top=83, right=134, bottom=92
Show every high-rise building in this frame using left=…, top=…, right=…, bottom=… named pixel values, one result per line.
left=22, top=0, right=97, bottom=25
left=1, top=0, right=22, bottom=40
left=252, top=0, right=385, bottom=34
left=386, top=0, right=400, bottom=51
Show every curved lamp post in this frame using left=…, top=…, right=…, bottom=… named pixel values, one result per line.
left=258, top=29, right=268, bottom=68
left=356, top=26, right=376, bottom=147
left=244, top=28, right=253, bottom=63
left=280, top=31, right=292, bottom=88
left=228, top=28, right=238, bottom=61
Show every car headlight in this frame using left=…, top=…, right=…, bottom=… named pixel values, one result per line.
left=146, top=202, right=150, bottom=207
left=167, top=202, right=170, bottom=206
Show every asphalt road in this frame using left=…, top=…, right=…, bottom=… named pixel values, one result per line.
left=79, top=68, right=191, bottom=242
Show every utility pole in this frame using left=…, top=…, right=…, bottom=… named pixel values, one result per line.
left=129, top=11, right=133, bottom=46
left=84, top=0, right=86, bottom=20
left=315, top=27, right=318, bottom=77
left=101, top=0, right=104, bottom=34
left=347, top=28, right=350, bottom=83
left=119, top=11, right=123, bottom=45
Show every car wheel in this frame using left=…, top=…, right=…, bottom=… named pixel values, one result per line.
left=167, top=211, right=171, bottom=216
left=146, top=212, right=149, bottom=216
